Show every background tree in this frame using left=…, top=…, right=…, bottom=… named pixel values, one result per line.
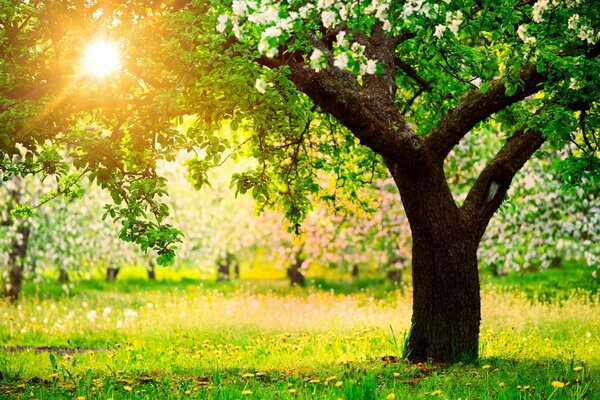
left=1, top=0, right=598, bottom=362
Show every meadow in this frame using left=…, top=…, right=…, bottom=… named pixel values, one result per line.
left=0, top=266, right=598, bottom=399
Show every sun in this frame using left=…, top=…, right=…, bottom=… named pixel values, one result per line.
left=83, top=38, right=120, bottom=77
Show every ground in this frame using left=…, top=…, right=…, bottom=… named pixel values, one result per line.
left=0, top=264, right=598, bottom=399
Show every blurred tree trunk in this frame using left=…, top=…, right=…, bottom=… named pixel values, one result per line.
left=217, top=252, right=236, bottom=281
left=233, top=261, right=240, bottom=279
left=58, top=268, right=69, bottom=283
left=106, top=267, right=119, bottom=282
left=386, top=256, right=404, bottom=283
left=147, top=261, right=156, bottom=280
left=2, top=169, right=30, bottom=302
left=287, top=251, right=305, bottom=287
left=5, top=224, right=30, bottom=301
left=351, top=264, right=359, bottom=278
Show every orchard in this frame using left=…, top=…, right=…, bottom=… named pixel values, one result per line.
left=0, top=1, right=599, bottom=397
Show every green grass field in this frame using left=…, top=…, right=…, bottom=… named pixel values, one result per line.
left=1, top=265, right=598, bottom=399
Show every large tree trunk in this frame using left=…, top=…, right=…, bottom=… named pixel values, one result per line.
left=387, top=158, right=481, bottom=363
left=408, top=233, right=480, bottom=362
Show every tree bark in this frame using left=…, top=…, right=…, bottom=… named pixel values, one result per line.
left=5, top=224, right=30, bottom=302
left=287, top=251, right=305, bottom=287
left=58, top=268, right=69, bottom=283
left=106, top=267, right=119, bottom=282
left=407, top=232, right=480, bottom=362
left=147, top=266, right=156, bottom=280
left=387, top=157, right=481, bottom=363
left=216, top=262, right=230, bottom=281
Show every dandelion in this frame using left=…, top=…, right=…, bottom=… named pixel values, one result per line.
left=430, top=390, right=442, bottom=396
left=499, top=382, right=506, bottom=388
left=185, top=389, right=192, bottom=395
left=135, top=353, right=143, bottom=360
left=551, top=381, right=565, bottom=388
left=77, top=397, right=86, bottom=400
left=393, top=372, right=400, bottom=377
left=482, top=364, right=491, bottom=370
left=242, top=373, right=255, bottom=378
left=573, top=366, right=583, bottom=372
left=387, top=394, right=396, bottom=400
left=289, top=388, right=297, bottom=394
left=124, top=385, right=133, bottom=392
left=242, top=389, right=252, bottom=395
left=335, top=381, right=343, bottom=387
left=309, top=379, right=321, bottom=383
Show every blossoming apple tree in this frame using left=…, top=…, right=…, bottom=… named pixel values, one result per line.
left=1, top=0, right=598, bottom=362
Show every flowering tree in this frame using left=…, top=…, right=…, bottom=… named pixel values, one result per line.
left=264, top=176, right=411, bottom=286
left=1, top=0, right=598, bottom=362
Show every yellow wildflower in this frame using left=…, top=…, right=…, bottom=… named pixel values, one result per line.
left=430, top=390, right=442, bottom=396
left=289, top=389, right=297, bottom=394
left=309, top=379, right=320, bottom=384
left=77, top=397, right=86, bottom=400
left=335, top=381, right=343, bottom=387
left=573, top=366, right=583, bottom=372
left=393, top=372, right=400, bottom=377
left=242, top=373, right=254, bottom=378
left=124, top=385, right=133, bottom=392
left=185, top=390, right=192, bottom=395
left=242, top=389, right=252, bottom=395
left=386, top=394, right=395, bottom=400
left=499, top=382, right=506, bottom=388
left=551, top=381, right=565, bottom=388
left=481, top=365, right=490, bottom=370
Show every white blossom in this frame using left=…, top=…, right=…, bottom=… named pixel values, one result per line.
left=517, top=25, right=536, bottom=44
left=568, top=14, right=580, bottom=30
left=532, top=0, right=549, bottom=23
left=255, top=78, right=268, bottom=94
left=365, top=59, right=377, bottom=75
left=216, top=13, right=228, bottom=33
left=336, top=30, right=347, bottom=47
left=333, top=53, right=349, bottom=69
left=321, top=10, right=337, bottom=28
left=434, top=24, right=447, bottom=39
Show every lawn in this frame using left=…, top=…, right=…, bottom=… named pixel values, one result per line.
left=0, top=266, right=598, bottom=399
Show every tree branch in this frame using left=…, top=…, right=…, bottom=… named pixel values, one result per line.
left=395, top=57, right=432, bottom=92
left=424, top=64, right=547, bottom=162
left=461, top=126, right=546, bottom=239
left=281, top=31, right=425, bottom=166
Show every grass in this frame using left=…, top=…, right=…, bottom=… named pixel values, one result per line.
left=0, top=264, right=598, bottom=399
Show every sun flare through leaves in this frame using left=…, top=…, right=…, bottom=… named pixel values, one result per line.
left=83, top=38, right=120, bottom=78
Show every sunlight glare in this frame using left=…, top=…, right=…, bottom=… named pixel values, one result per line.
left=83, top=39, right=120, bottom=78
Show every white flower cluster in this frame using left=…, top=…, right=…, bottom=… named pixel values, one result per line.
left=433, top=10, right=463, bottom=39
left=217, top=0, right=448, bottom=93
left=567, top=14, right=599, bottom=45
left=517, top=25, right=536, bottom=44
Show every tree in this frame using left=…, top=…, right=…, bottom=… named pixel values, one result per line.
left=1, top=1, right=598, bottom=362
